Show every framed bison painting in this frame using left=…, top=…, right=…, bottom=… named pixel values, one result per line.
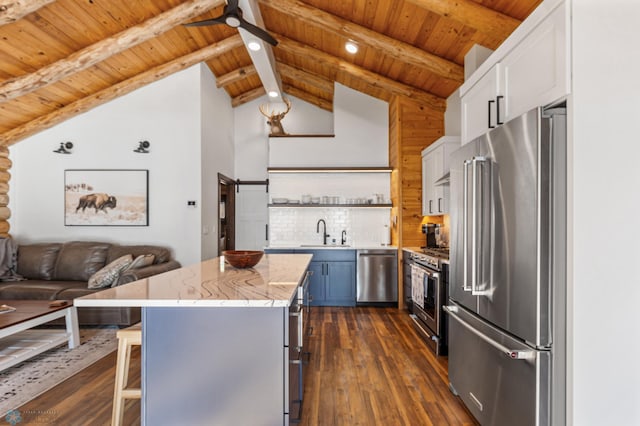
left=64, top=169, right=149, bottom=226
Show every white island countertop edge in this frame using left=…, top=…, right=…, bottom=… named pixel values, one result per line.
left=75, top=254, right=312, bottom=308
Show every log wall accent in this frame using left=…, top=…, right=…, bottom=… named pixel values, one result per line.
left=0, top=145, right=10, bottom=237
left=389, top=96, right=444, bottom=308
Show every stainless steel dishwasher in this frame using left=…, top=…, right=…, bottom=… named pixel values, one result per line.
left=356, top=249, right=398, bottom=304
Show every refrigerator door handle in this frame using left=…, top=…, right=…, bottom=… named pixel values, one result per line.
left=462, top=159, right=471, bottom=292
left=444, top=305, right=535, bottom=360
left=471, top=156, right=488, bottom=296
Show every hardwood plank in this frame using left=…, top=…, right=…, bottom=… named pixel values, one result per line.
left=18, top=308, right=476, bottom=425
left=300, top=307, right=477, bottom=426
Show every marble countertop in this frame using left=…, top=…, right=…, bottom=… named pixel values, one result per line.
left=75, top=254, right=312, bottom=308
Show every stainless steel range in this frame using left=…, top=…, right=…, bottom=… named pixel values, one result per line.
left=408, top=248, right=449, bottom=356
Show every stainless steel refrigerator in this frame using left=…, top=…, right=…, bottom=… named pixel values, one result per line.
left=446, top=106, right=566, bottom=426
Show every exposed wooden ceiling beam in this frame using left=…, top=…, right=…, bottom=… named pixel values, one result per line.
left=1, top=35, right=243, bottom=146
left=283, top=84, right=332, bottom=112
left=216, top=64, right=257, bottom=88
left=276, top=34, right=446, bottom=112
left=0, top=0, right=55, bottom=25
left=231, top=86, right=266, bottom=107
left=406, top=0, right=520, bottom=41
left=238, top=0, right=283, bottom=100
left=0, top=0, right=224, bottom=102
left=259, top=0, right=463, bottom=84
left=278, top=63, right=333, bottom=94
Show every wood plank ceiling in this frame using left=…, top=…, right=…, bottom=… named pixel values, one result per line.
left=0, top=0, right=543, bottom=146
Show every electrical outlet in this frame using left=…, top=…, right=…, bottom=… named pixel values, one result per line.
left=187, top=200, right=196, bottom=207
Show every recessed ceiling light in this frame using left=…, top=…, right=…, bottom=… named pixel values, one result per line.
left=345, top=41, right=358, bottom=54
left=268, top=91, right=279, bottom=98
left=247, top=41, right=261, bottom=51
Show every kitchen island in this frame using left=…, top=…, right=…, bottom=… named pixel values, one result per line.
left=76, top=253, right=312, bottom=425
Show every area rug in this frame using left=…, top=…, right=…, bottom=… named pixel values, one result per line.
left=0, top=327, right=118, bottom=413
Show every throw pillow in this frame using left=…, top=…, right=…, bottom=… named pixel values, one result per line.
left=126, top=254, right=155, bottom=270
left=88, top=254, right=133, bottom=289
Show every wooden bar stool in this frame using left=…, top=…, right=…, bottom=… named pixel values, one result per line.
left=112, top=324, right=142, bottom=426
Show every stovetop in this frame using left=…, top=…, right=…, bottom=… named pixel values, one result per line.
left=420, top=247, right=450, bottom=260
left=408, top=246, right=449, bottom=270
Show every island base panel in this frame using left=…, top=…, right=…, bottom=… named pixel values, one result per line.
left=142, top=307, right=286, bottom=425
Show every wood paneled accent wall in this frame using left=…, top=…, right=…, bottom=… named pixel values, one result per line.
left=389, top=96, right=444, bottom=307
left=0, top=146, right=10, bottom=237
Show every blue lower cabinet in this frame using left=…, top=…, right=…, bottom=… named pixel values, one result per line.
left=265, top=248, right=356, bottom=306
left=324, top=261, right=356, bottom=306
left=301, top=250, right=356, bottom=307
left=308, top=261, right=325, bottom=306
left=308, top=260, right=355, bottom=307
left=265, top=249, right=356, bottom=306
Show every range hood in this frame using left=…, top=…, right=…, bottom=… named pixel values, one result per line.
left=434, top=172, right=450, bottom=186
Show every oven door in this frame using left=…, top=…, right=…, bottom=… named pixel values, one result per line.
left=413, top=265, right=441, bottom=333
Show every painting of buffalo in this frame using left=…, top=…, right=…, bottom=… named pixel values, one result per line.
left=64, top=170, right=148, bottom=226
left=75, top=193, right=117, bottom=213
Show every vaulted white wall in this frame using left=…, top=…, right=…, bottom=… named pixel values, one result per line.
left=234, top=84, right=390, bottom=250
left=9, top=64, right=233, bottom=267
left=201, top=65, right=234, bottom=261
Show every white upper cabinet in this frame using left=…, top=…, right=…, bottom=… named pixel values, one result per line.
left=461, top=65, right=502, bottom=143
left=460, top=1, right=569, bottom=144
left=422, top=137, right=460, bottom=216
left=501, top=3, right=568, bottom=123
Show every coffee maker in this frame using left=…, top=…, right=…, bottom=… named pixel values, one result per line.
left=422, top=223, right=441, bottom=248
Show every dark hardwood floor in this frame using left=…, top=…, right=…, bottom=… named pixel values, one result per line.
left=18, top=307, right=476, bottom=425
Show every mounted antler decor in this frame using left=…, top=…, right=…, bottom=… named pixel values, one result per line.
left=259, top=98, right=291, bottom=136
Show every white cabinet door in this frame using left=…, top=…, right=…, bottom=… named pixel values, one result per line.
left=461, top=66, right=501, bottom=144
left=422, top=146, right=444, bottom=216
left=422, top=138, right=460, bottom=216
left=460, top=2, right=569, bottom=144
left=501, top=3, right=568, bottom=122
left=422, top=153, right=434, bottom=215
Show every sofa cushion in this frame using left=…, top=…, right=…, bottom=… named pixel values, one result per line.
left=0, top=280, right=80, bottom=300
left=107, top=245, right=171, bottom=265
left=56, top=285, right=107, bottom=299
left=127, top=254, right=155, bottom=270
left=88, top=254, right=133, bottom=289
left=53, top=241, right=111, bottom=281
left=16, top=243, right=62, bottom=280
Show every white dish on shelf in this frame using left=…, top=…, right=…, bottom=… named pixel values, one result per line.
left=272, top=198, right=289, bottom=204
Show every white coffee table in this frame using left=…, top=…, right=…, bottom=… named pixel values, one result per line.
left=0, top=300, right=80, bottom=371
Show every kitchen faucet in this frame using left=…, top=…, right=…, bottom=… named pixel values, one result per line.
left=316, top=219, right=329, bottom=245
left=341, top=230, right=347, bottom=245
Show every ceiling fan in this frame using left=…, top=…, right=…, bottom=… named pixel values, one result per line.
left=184, top=0, right=278, bottom=46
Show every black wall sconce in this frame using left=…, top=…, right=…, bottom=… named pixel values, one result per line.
left=53, top=141, right=73, bottom=154
left=134, top=140, right=150, bottom=153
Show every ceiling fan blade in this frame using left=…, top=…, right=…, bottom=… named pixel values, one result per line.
left=226, top=0, right=240, bottom=14
left=183, top=15, right=227, bottom=27
left=238, top=19, right=278, bottom=46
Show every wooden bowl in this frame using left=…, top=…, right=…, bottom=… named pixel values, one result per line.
left=223, top=250, right=264, bottom=268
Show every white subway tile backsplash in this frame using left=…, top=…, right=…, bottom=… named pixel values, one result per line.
left=269, top=207, right=391, bottom=246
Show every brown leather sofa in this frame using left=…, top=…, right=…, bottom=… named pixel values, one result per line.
left=0, top=241, right=181, bottom=326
